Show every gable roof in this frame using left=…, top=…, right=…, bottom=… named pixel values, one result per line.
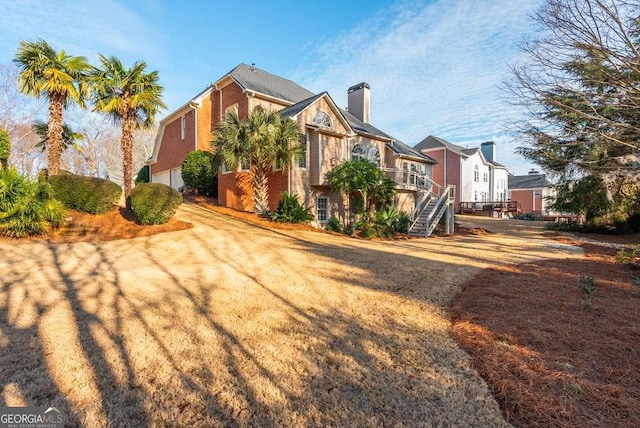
left=279, top=92, right=354, bottom=134
left=509, top=174, right=553, bottom=189
left=488, top=159, right=508, bottom=169
left=387, top=140, right=437, bottom=163
left=224, top=63, right=314, bottom=104
left=414, top=135, right=469, bottom=156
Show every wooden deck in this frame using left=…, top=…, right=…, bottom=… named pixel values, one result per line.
left=459, top=201, right=521, bottom=217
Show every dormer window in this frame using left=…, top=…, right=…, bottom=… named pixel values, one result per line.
left=312, top=111, right=332, bottom=128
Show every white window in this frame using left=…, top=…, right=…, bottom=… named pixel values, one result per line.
left=351, top=143, right=366, bottom=161
left=221, top=162, right=231, bottom=174
left=312, top=111, right=332, bottom=127
left=298, top=134, right=308, bottom=168
left=239, top=157, right=251, bottom=172
left=534, top=190, right=542, bottom=198
left=474, top=191, right=478, bottom=201
left=473, top=165, right=479, bottom=182
left=317, top=197, right=328, bottom=223
left=180, top=115, right=186, bottom=140
left=368, top=147, right=380, bottom=167
left=225, top=103, right=238, bottom=117
left=483, top=172, right=488, bottom=183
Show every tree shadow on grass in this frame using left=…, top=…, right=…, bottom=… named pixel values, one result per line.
left=0, top=203, right=582, bottom=426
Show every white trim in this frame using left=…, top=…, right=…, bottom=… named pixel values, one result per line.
left=316, top=196, right=329, bottom=224
left=148, top=87, right=211, bottom=164
left=180, top=115, right=186, bottom=140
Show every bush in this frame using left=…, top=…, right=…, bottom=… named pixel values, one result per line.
left=135, top=165, right=150, bottom=184
left=130, top=183, right=182, bottom=225
left=0, top=167, right=65, bottom=237
left=373, top=205, right=401, bottom=237
left=49, top=174, right=121, bottom=214
left=270, top=192, right=313, bottom=223
left=327, top=216, right=342, bottom=233
left=182, top=150, right=218, bottom=196
left=0, top=129, right=10, bottom=169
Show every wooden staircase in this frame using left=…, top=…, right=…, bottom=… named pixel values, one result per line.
left=408, top=185, right=456, bottom=237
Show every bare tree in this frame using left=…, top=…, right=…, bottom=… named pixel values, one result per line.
left=507, top=0, right=640, bottom=222
left=508, top=0, right=640, bottom=179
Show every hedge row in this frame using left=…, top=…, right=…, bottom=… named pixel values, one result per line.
left=48, top=175, right=121, bottom=214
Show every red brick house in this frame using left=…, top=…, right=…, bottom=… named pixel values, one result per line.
left=148, top=64, right=445, bottom=230
left=508, top=171, right=556, bottom=215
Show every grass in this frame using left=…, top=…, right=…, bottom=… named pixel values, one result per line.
left=1, top=203, right=633, bottom=426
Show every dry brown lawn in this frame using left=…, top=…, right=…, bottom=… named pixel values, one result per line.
left=0, top=205, right=586, bottom=426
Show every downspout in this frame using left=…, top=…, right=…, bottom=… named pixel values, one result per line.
left=189, top=101, right=198, bottom=151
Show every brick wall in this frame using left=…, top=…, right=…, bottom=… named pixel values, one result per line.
left=151, top=110, right=195, bottom=175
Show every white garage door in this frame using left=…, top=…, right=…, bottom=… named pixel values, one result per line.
left=152, top=170, right=170, bottom=186
left=171, top=167, right=184, bottom=191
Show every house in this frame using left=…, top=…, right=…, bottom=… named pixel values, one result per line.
left=413, top=136, right=509, bottom=212
left=148, top=64, right=444, bottom=230
left=508, top=170, right=556, bottom=215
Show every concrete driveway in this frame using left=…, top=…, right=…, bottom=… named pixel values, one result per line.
left=0, top=204, right=582, bottom=426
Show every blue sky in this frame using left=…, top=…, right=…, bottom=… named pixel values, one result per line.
left=0, top=0, right=542, bottom=174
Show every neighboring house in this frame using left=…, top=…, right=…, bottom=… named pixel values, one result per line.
left=413, top=136, right=509, bottom=212
left=148, top=64, right=439, bottom=229
left=508, top=171, right=556, bottom=215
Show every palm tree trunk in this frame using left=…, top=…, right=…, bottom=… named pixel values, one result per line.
left=121, top=113, right=135, bottom=198
left=47, top=93, right=65, bottom=176
left=253, top=164, right=270, bottom=215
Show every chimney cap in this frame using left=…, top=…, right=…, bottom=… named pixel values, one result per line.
left=348, top=82, right=370, bottom=93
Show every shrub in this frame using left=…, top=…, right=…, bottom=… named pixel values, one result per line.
left=0, top=129, right=10, bottom=169
left=270, top=192, right=313, bottom=223
left=0, top=167, right=65, bottom=237
left=327, top=216, right=342, bottom=233
left=397, top=211, right=410, bottom=234
left=373, top=205, right=400, bottom=237
left=130, top=183, right=182, bottom=225
left=135, top=165, right=150, bottom=184
left=181, top=150, right=218, bottom=196
left=49, top=174, right=121, bottom=214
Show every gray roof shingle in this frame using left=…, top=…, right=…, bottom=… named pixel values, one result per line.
left=278, top=93, right=326, bottom=118
left=413, top=135, right=469, bottom=156
left=227, top=63, right=314, bottom=104
left=508, top=174, right=553, bottom=189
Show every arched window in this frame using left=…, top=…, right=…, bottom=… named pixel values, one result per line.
left=473, top=165, right=480, bottom=182
left=312, top=111, right=332, bottom=127
left=351, top=143, right=366, bottom=161
left=368, top=147, right=380, bottom=167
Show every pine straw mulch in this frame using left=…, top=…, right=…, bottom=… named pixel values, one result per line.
left=1, top=207, right=193, bottom=244
left=450, top=242, right=640, bottom=427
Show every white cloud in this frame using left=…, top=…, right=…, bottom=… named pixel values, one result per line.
left=0, top=0, right=165, bottom=66
left=292, top=0, right=543, bottom=174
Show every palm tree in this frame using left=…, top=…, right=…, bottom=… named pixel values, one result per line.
left=213, top=108, right=302, bottom=215
left=13, top=39, right=89, bottom=176
left=33, top=120, right=82, bottom=153
left=90, top=55, right=165, bottom=198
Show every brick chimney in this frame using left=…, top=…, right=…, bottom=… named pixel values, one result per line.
left=347, top=82, right=370, bottom=123
left=480, top=141, right=496, bottom=162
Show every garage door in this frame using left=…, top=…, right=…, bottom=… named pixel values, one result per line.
left=171, top=167, right=184, bottom=191
left=152, top=170, right=170, bottom=186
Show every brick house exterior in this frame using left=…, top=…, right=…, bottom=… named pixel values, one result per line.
left=508, top=172, right=556, bottom=215
left=148, top=64, right=436, bottom=227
